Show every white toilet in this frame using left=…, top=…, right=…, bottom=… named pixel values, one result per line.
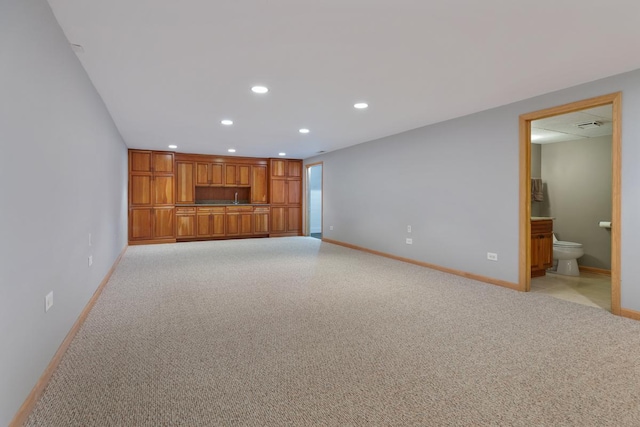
left=552, top=233, right=584, bottom=276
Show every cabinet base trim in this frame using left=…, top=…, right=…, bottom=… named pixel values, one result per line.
left=10, top=245, right=128, bottom=427
left=129, top=238, right=176, bottom=245
left=322, top=238, right=520, bottom=291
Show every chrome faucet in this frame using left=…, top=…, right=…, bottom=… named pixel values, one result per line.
left=234, top=192, right=238, bottom=204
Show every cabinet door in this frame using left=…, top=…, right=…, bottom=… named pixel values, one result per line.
left=239, top=212, right=253, bottom=235
left=197, top=213, right=212, bottom=237
left=540, top=233, right=553, bottom=268
left=287, top=160, right=302, bottom=178
left=176, top=213, right=196, bottom=238
left=225, top=164, right=237, bottom=186
left=130, top=174, right=152, bottom=206
left=251, top=165, right=268, bottom=203
left=254, top=211, right=270, bottom=234
left=130, top=208, right=153, bottom=240
left=226, top=213, right=239, bottom=236
left=271, top=207, right=286, bottom=233
left=196, top=163, right=210, bottom=185
left=176, top=162, right=194, bottom=204
left=152, top=152, right=174, bottom=173
left=271, top=179, right=287, bottom=205
left=212, top=212, right=225, bottom=236
left=211, top=163, right=224, bottom=186
left=238, top=165, right=251, bottom=186
left=153, top=175, right=175, bottom=206
left=130, top=151, right=152, bottom=173
left=153, top=207, right=175, bottom=239
left=287, top=180, right=301, bottom=205
left=286, top=206, right=301, bottom=234
left=271, top=159, right=286, bottom=177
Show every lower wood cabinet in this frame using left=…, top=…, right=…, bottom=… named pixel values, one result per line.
left=253, top=207, right=270, bottom=235
left=531, top=219, right=553, bottom=277
left=270, top=206, right=301, bottom=236
left=176, top=205, right=270, bottom=240
left=176, top=207, right=196, bottom=238
left=129, top=207, right=175, bottom=242
left=197, top=207, right=225, bottom=237
left=226, top=209, right=253, bottom=236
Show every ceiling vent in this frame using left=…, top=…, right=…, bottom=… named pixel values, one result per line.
left=576, top=121, right=602, bottom=130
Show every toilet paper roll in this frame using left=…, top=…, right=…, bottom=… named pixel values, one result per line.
left=599, top=221, right=612, bottom=229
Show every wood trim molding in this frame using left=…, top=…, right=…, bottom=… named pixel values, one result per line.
left=323, top=238, right=520, bottom=291
left=303, top=161, right=323, bottom=237
left=620, top=308, right=640, bottom=321
left=10, top=245, right=128, bottom=427
left=579, top=266, right=612, bottom=276
left=519, top=92, right=622, bottom=314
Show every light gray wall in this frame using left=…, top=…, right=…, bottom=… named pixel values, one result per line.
left=541, top=136, right=612, bottom=269
left=0, top=0, right=128, bottom=424
left=531, top=144, right=542, bottom=217
left=305, top=68, right=640, bottom=311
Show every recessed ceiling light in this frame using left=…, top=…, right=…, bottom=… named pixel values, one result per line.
left=354, top=102, right=368, bottom=109
left=279, top=152, right=286, bottom=156
left=251, top=85, right=269, bottom=94
left=221, top=119, right=233, bottom=125
left=228, top=148, right=236, bottom=153
left=299, top=128, right=310, bottom=134
left=168, top=145, right=177, bottom=149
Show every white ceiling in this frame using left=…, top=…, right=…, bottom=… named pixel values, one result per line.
left=532, top=105, right=613, bottom=144
left=46, top=0, right=640, bottom=159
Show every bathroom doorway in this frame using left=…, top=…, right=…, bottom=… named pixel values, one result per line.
left=519, top=93, right=621, bottom=315
left=306, top=162, right=323, bottom=239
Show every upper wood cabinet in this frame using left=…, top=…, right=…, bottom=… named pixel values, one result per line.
left=176, top=162, right=195, bottom=204
left=225, top=164, right=251, bottom=187
left=129, top=151, right=175, bottom=207
left=196, top=162, right=224, bottom=186
left=270, top=159, right=302, bottom=178
left=251, top=165, right=268, bottom=204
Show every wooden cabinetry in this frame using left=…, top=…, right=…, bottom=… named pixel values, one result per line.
left=269, top=159, right=302, bottom=237
left=253, top=206, right=270, bottom=235
left=251, top=165, right=268, bottom=204
left=196, top=207, right=226, bottom=238
left=176, top=161, right=195, bottom=204
left=225, top=164, right=251, bottom=187
left=176, top=207, right=196, bottom=238
left=226, top=206, right=253, bottom=236
left=129, top=150, right=176, bottom=243
left=196, top=162, right=224, bottom=186
left=531, top=219, right=553, bottom=277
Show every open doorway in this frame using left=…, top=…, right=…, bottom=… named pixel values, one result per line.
left=519, top=93, right=621, bottom=315
left=306, top=163, right=323, bottom=239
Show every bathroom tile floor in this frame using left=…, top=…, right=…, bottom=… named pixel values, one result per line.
left=530, top=271, right=611, bottom=311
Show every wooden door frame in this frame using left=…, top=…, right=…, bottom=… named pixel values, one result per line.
left=304, top=162, right=323, bottom=237
left=518, top=92, right=621, bottom=315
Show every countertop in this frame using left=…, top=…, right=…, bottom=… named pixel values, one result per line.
left=177, top=203, right=270, bottom=207
left=531, top=216, right=555, bottom=221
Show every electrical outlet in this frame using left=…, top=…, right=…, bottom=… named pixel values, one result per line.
left=330, top=226, right=334, bottom=230
left=406, top=238, right=413, bottom=245
left=45, top=291, right=53, bottom=312
left=487, top=252, right=498, bottom=261
left=88, top=255, right=93, bottom=266
left=407, top=225, right=412, bottom=233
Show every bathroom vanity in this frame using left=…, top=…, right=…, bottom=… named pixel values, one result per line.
left=531, top=218, right=554, bottom=277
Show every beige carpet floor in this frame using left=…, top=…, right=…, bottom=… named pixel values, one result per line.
left=26, top=237, right=640, bottom=426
